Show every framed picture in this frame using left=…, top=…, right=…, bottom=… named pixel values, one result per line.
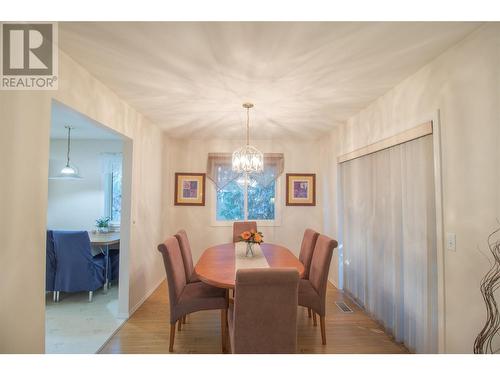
left=174, top=173, right=206, bottom=206
left=286, top=173, right=316, bottom=206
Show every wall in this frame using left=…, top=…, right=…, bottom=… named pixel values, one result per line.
left=0, top=50, right=165, bottom=353
left=162, top=137, right=341, bottom=281
left=47, top=140, right=122, bottom=230
left=333, top=24, right=500, bottom=353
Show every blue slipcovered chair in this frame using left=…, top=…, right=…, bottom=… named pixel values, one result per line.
left=46, top=230, right=57, bottom=301
left=109, top=249, right=119, bottom=283
left=52, top=231, right=106, bottom=302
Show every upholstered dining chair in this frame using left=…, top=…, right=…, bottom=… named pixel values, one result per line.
left=174, top=229, right=200, bottom=325
left=174, top=230, right=199, bottom=283
left=298, top=228, right=320, bottom=318
left=298, top=234, right=338, bottom=345
left=158, top=236, right=228, bottom=353
left=228, top=268, right=299, bottom=354
left=46, top=230, right=57, bottom=300
left=232, top=221, right=257, bottom=242
left=52, top=231, right=106, bottom=302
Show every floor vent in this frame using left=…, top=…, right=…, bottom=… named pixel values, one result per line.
left=335, top=301, right=354, bottom=313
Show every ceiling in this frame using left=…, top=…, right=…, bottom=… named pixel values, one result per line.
left=59, top=22, right=481, bottom=140
left=51, top=100, right=122, bottom=140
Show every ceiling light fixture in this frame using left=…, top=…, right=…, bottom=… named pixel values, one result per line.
left=50, top=125, right=82, bottom=180
left=232, top=103, right=263, bottom=174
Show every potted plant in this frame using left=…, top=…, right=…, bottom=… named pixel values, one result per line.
left=95, top=217, right=111, bottom=233
left=238, top=229, right=264, bottom=257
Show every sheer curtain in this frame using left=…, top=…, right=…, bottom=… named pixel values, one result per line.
left=339, top=135, right=437, bottom=353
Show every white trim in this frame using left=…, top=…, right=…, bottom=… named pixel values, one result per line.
left=430, top=110, right=446, bottom=354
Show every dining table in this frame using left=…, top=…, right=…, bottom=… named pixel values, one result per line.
left=89, top=231, right=120, bottom=292
left=194, top=242, right=304, bottom=289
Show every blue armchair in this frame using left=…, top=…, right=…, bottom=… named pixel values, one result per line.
left=52, top=231, right=106, bottom=302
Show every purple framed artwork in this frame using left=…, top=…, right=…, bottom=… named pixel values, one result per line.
left=286, top=173, right=316, bottom=206
left=174, top=173, right=206, bottom=206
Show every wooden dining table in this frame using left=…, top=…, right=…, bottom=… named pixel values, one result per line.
left=195, top=242, right=304, bottom=289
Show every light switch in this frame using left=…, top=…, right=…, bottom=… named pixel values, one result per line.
left=446, top=233, right=456, bottom=251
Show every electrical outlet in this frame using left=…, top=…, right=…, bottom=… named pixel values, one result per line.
left=446, top=233, right=456, bottom=251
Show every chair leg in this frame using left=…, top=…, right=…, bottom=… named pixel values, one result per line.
left=313, top=312, right=317, bottom=326
left=169, top=323, right=176, bottom=352
left=307, top=308, right=312, bottom=318
left=55, top=291, right=60, bottom=302
left=221, top=308, right=227, bottom=353
left=320, top=316, right=326, bottom=345
left=53, top=291, right=57, bottom=302
left=88, top=291, right=93, bottom=302
left=183, top=315, right=186, bottom=324
left=178, top=318, right=182, bottom=331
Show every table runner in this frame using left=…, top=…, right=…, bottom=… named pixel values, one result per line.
left=234, top=242, right=269, bottom=271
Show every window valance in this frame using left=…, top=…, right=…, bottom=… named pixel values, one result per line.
left=207, top=152, right=284, bottom=190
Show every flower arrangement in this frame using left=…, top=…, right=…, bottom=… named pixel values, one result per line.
left=238, top=229, right=264, bottom=244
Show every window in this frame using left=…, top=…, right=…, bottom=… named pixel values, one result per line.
left=208, top=153, right=283, bottom=224
left=216, top=172, right=276, bottom=221
left=103, top=153, right=122, bottom=223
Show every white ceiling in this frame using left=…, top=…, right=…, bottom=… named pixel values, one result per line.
left=59, top=22, right=481, bottom=140
left=51, top=100, right=122, bottom=140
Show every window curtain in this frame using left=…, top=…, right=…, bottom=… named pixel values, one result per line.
left=339, top=135, right=437, bottom=353
left=207, top=152, right=284, bottom=189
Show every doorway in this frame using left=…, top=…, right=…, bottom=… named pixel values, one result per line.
left=44, top=100, right=132, bottom=353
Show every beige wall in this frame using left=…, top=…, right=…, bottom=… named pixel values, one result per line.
left=161, top=137, right=341, bottom=282
left=333, top=23, right=500, bottom=353
left=0, top=51, right=165, bottom=353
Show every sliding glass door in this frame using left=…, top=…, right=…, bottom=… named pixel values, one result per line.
left=339, top=135, right=437, bottom=353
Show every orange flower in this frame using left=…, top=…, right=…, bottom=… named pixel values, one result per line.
left=241, top=231, right=251, bottom=240
left=254, top=233, right=263, bottom=243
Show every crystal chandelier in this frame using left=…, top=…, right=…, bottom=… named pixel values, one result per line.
left=232, top=103, right=264, bottom=173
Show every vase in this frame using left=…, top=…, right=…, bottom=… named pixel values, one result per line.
left=245, top=242, right=255, bottom=257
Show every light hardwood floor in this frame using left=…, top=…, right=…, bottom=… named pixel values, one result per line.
left=99, top=281, right=408, bottom=354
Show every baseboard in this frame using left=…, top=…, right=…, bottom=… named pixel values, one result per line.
left=95, top=276, right=165, bottom=354
left=128, top=276, right=165, bottom=317
left=95, top=317, right=128, bottom=354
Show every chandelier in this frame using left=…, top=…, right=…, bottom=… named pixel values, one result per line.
left=232, top=103, right=264, bottom=173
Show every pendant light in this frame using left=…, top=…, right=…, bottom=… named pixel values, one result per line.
left=232, top=103, right=264, bottom=173
left=50, top=125, right=82, bottom=179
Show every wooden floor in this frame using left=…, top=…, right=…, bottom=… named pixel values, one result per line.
left=99, top=281, right=408, bottom=354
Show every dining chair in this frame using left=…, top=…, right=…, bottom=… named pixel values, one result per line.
left=158, top=236, right=228, bottom=353
left=174, top=230, right=200, bottom=283
left=232, top=221, right=257, bottom=242
left=52, top=231, right=106, bottom=302
left=298, top=234, right=338, bottom=345
left=298, top=228, right=320, bottom=318
left=228, top=268, right=299, bottom=354
left=174, top=229, right=200, bottom=325
left=46, top=230, right=57, bottom=301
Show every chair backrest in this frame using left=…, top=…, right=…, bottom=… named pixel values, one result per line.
left=232, top=221, right=257, bottom=242
left=309, top=234, right=338, bottom=315
left=46, top=230, right=56, bottom=292
left=232, top=268, right=299, bottom=353
left=298, top=228, right=320, bottom=279
left=52, top=231, right=104, bottom=292
left=174, top=230, right=194, bottom=281
left=157, top=236, right=187, bottom=319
